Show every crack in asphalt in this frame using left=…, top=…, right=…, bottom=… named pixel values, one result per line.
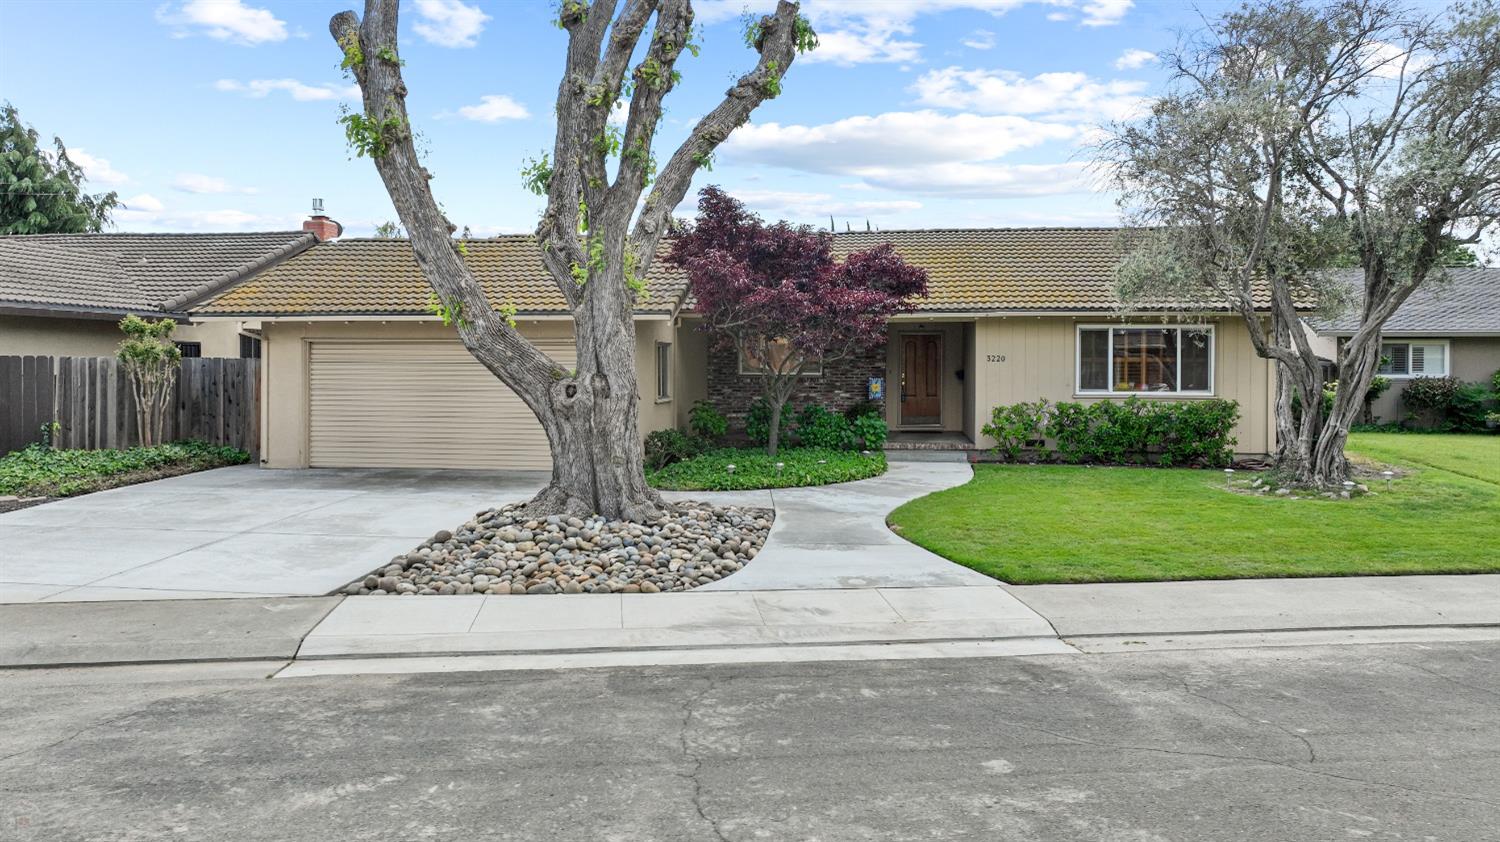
left=1402, top=661, right=1500, bottom=701
left=1173, top=678, right=1318, bottom=764
left=677, top=677, right=729, bottom=842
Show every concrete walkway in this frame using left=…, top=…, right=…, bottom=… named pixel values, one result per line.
left=676, top=461, right=995, bottom=590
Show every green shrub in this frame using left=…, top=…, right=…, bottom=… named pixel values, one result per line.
left=850, top=412, right=888, bottom=450
left=984, top=397, right=1239, bottom=467
left=843, top=400, right=883, bottom=421
left=648, top=447, right=886, bottom=491
left=981, top=400, right=1049, bottom=461
left=745, top=398, right=772, bottom=446
left=688, top=399, right=728, bottom=441
left=643, top=428, right=706, bottom=471
left=792, top=405, right=857, bottom=450
left=1402, top=376, right=1461, bottom=413
left=1449, top=383, right=1492, bottom=432
left=0, top=440, right=249, bottom=498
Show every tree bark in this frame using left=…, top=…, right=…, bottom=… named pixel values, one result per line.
left=331, top=0, right=802, bottom=520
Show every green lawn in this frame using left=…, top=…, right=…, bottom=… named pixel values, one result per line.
left=887, top=433, right=1500, bottom=584
left=649, top=447, right=886, bottom=491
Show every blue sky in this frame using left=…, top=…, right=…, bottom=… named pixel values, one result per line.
left=2, top=0, right=1230, bottom=237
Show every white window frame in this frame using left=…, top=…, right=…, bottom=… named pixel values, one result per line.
left=1375, top=338, right=1450, bottom=379
left=1075, top=324, right=1216, bottom=396
left=654, top=341, right=672, bottom=402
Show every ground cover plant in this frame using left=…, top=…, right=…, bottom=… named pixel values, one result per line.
left=0, top=441, right=249, bottom=498
left=888, top=433, right=1499, bottom=584
left=649, top=447, right=886, bottom=491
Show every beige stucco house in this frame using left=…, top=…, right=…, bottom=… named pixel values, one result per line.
left=0, top=230, right=319, bottom=359
left=1313, top=267, right=1500, bottom=423
left=190, top=228, right=1281, bottom=470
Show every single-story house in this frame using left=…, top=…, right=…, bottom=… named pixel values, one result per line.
left=0, top=227, right=325, bottom=358
left=1313, top=267, right=1500, bottom=422
left=189, top=227, right=1282, bottom=470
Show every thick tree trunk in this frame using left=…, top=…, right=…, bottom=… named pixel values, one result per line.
left=1308, top=328, right=1384, bottom=487
left=766, top=400, right=784, bottom=457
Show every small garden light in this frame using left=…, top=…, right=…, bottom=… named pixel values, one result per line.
left=725, top=463, right=735, bottom=475
left=1224, top=468, right=1235, bottom=487
left=775, top=462, right=784, bottom=474
left=1342, top=480, right=1355, bottom=496
left=1382, top=470, right=1394, bottom=490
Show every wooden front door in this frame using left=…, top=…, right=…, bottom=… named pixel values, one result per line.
left=900, top=333, right=942, bottom=426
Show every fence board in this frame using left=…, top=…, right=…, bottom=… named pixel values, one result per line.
left=0, top=356, right=259, bottom=458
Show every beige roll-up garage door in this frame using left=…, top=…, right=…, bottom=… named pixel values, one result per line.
left=308, top=339, right=574, bottom=470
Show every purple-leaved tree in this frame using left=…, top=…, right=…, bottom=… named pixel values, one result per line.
left=669, top=187, right=928, bottom=455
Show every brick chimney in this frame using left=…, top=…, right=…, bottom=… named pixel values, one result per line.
left=302, top=198, right=343, bottom=241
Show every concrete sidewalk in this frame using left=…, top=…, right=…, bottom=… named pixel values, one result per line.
left=296, top=586, right=1056, bottom=659
left=1005, top=573, right=1500, bottom=638
left=0, top=597, right=339, bottom=667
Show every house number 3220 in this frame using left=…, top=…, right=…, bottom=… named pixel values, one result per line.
left=985, top=354, right=1006, bottom=362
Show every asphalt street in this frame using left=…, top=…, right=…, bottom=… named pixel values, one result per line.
left=2, top=640, right=1497, bottom=841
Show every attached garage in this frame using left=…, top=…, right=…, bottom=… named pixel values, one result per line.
left=306, top=338, right=575, bottom=470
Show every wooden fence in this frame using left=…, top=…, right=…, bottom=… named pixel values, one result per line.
left=0, top=356, right=260, bottom=458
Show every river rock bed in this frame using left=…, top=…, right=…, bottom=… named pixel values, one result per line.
left=344, top=501, right=773, bottom=596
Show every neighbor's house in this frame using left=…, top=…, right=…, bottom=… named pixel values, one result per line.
left=1312, top=267, right=1500, bottom=423
left=189, top=228, right=1281, bottom=470
left=0, top=229, right=321, bottom=358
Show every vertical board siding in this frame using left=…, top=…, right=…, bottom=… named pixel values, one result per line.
left=971, top=317, right=1273, bottom=455
left=0, top=356, right=259, bottom=459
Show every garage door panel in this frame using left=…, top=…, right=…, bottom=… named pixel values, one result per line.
left=308, top=339, right=573, bottom=470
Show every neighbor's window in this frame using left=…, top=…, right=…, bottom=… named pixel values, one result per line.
left=239, top=334, right=262, bottom=359
left=1077, top=325, right=1214, bottom=394
left=655, top=341, right=672, bottom=401
left=175, top=341, right=203, bottom=359
left=1376, top=341, right=1447, bottom=378
left=738, top=338, right=823, bottom=376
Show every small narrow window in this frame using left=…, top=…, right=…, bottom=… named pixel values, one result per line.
left=239, top=335, right=262, bottom=359
left=175, top=341, right=202, bottom=358
left=655, top=341, right=671, bottom=401
left=1180, top=329, right=1212, bottom=391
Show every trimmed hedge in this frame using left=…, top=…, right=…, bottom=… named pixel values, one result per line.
left=982, top=397, right=1240, bottom=467
left=0, top=441, right=250, bottom=498
left=649, top=447, right=886, bottom=491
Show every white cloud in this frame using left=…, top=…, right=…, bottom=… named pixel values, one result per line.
left=855, top=161, right=1095, bottom=197
left=1359, top=41, right=1431, bottom=81
left=696, top=1, right=1131, bottom=65
left=155, top=0, right=287, bottom=45
left=455, top=94, right=530, bottom=123
left=725, top=111, right=1076, bottom=172
left=912, top=67, right=1150, bottom=122
left=113, top=202, right=300, bottom=232
left=721, top=110, right=1093, bottom=198
left=1113, top=48, right=1157, bottom=70
left=1079, top=0, right=1132, bottom=27
left=413, top=0, right=490, bottom=48
left=214, top=78, right=360, bottom=102
left=67, top=149, right=129, bottom=187
left=122, top=193, right=165, bottom=212
left=172, top=173, right=257, bottom=195
left=608, top=99, right=631, bottom=128
left=962, top=30, right=996, bottom=50
left=732, top=189, right=922, bottom=219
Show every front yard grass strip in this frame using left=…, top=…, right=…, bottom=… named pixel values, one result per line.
left=886, top=433, right=1500, bottom=584
left=0, top=441, right=250, bottom=499
left=649, top=447, right=886, bottom=491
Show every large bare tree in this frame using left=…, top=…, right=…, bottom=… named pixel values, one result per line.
left=1105, top=0, right=1500, bottom=487
left=329, top=0, right=813, bottom=520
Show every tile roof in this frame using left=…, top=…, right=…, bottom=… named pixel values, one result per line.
left=0, top=231, right=316, bottom=316
left=194, top=228, right=1277, bottom=318
left=196, top=236, right=688, bottom=316
left=1315, top=267, right=1500, bottom=334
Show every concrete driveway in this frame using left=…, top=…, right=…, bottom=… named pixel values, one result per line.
left=0, top=466, right=549, bottom=603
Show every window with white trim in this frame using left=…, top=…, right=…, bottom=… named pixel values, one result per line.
left=1076, top=325, right=1214, bottom=394
left=1376, top=341, right=1448, bottom=378
left=655, top=341, right=672, bottom=401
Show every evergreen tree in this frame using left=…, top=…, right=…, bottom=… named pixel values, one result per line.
left=0, top=103, right=118, bottom=235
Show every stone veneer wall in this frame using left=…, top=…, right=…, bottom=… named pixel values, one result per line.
left=705, top=338, right=888, bottom=424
